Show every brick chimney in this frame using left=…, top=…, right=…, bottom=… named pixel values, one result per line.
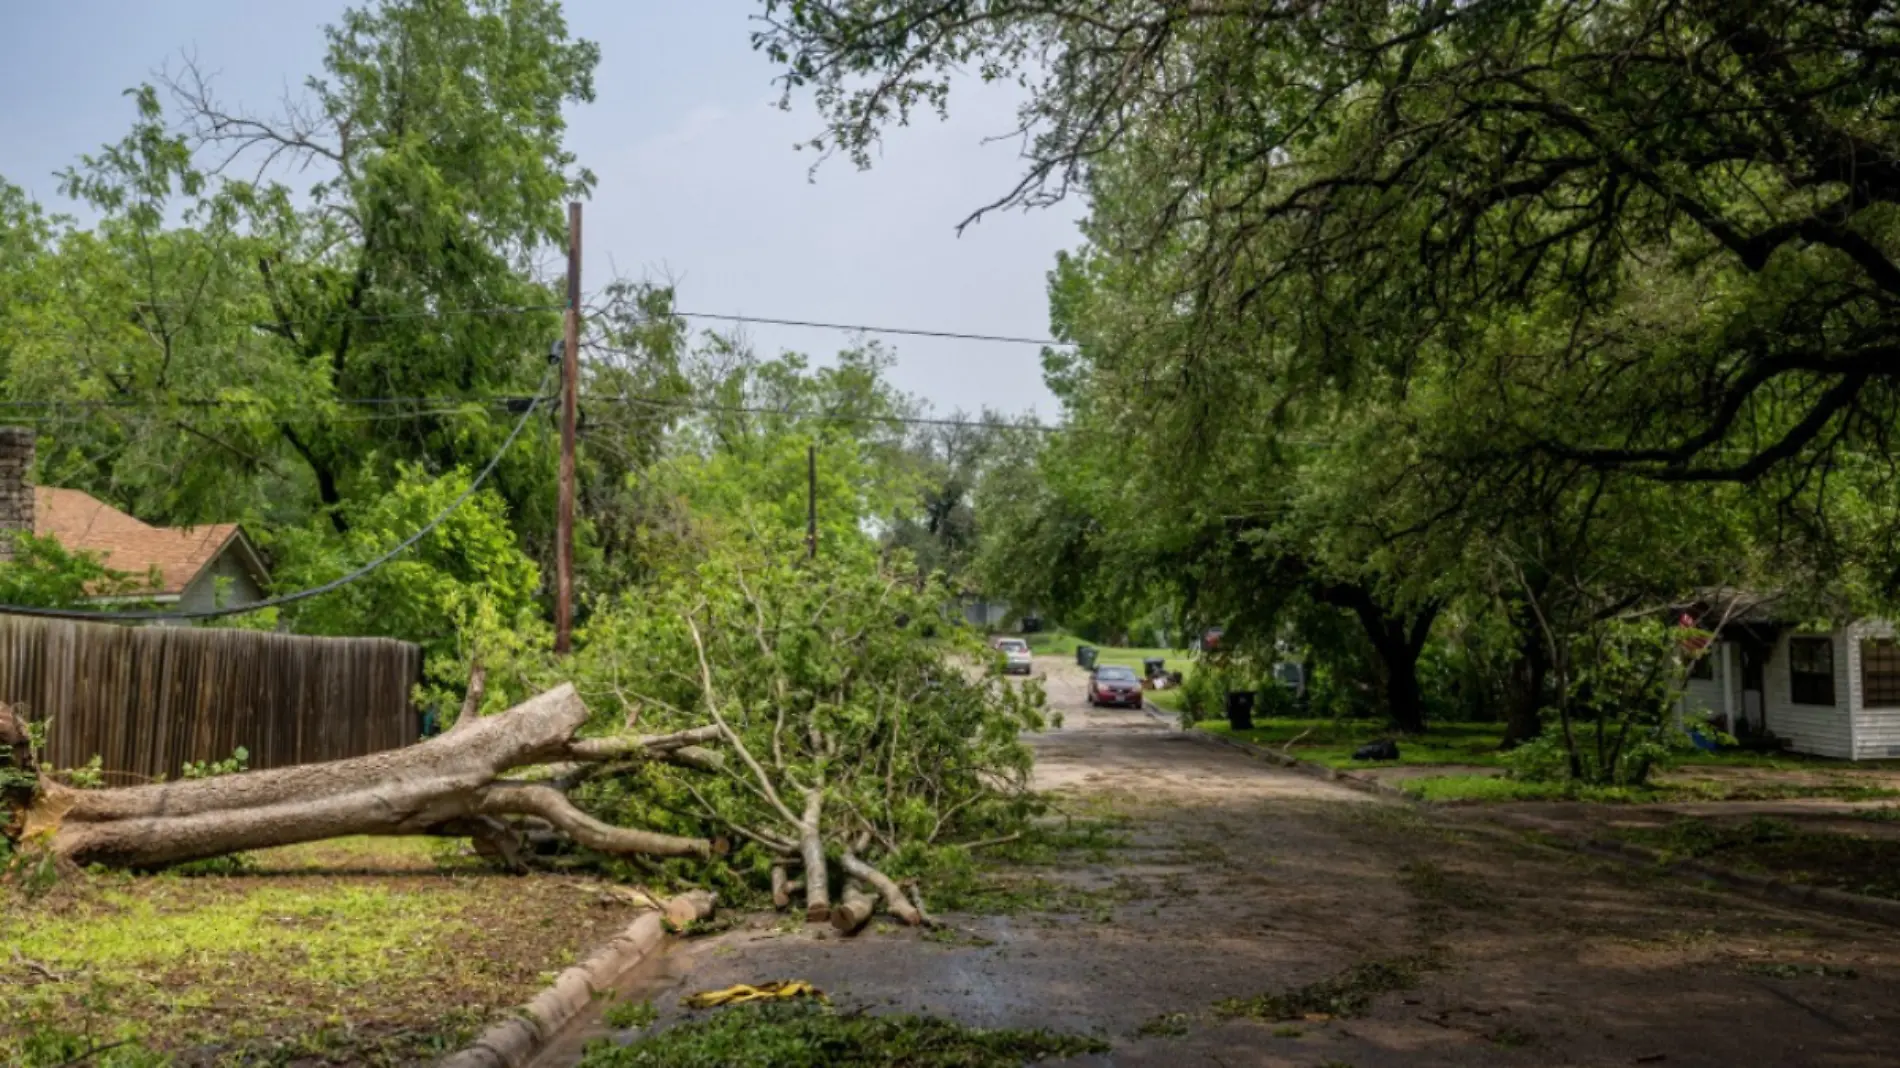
left=0, top=428, right=36, bottom=563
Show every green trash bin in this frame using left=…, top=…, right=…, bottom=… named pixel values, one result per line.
left=1077, top=645, right=1098, bottom=669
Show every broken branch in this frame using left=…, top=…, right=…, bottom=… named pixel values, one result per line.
left=843, top=850, right=922, bottom=925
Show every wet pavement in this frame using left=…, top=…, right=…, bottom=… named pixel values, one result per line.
left=533, top=657, right=1900, bottom=1067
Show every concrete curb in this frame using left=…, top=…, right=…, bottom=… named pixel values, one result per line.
left=440, top=889, right=716, bottom=1068
left=1160, top=712, right=1900, bottom=932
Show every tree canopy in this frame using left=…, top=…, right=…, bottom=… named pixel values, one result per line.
left=758, top=0, right=1900, bottom=492
left=755, top=0, right=1900, bottom=764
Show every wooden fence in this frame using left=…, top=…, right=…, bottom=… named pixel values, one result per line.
left=0, top=615, right=421, bottom=782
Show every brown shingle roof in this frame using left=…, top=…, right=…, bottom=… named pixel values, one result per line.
left=33, top=487, right=257, bottom=597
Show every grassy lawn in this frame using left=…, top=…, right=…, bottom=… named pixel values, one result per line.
left=1022, top=632, right=1192, bottom=673
left=1397, top=773, right=1900, bottom=805
left=2, top=837, right=645, bottom=1067
left=1190, top=718, right=1900, bottom=804
left=1610, top=817, right=1900, bottom=901
left=1670, top=749, right=1900, bottom=773
left=1195, top=718, right=1507, bottom=769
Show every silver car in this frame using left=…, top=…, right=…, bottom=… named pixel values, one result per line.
left=993, top=637, right=1034, bottom=675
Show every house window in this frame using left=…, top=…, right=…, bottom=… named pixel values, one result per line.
left=1861, top=639, right=1900, bottom=709
left=1789, top=637, right=1836, bottom=706
left=1689, top=650, right=1714, bottom=680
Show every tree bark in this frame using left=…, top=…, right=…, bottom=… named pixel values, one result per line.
left=842, top=850, right=923, bottom=926
left=19, top=685, right=717, bottom=870
left=832, top=880, right=876, bottom=935
left=1307, top=577, right=1439, bottom=734
left=1382, top=646, right=1428, bottom=735
left=1501, top=626, right=1549, bottom=748
left=799, top=788, right=831, bottom=923
left=1357, top=604, right=1437, bottom=735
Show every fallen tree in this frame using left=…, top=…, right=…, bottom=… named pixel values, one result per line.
left=3, top=544, right=1049, bottom=937
left=4, top=683, right=723, bottom=871
left=567, top=541, right=1049, bottom=930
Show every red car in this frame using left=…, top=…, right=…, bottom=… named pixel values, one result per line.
left=1087, top=665, right=1144, bottom=708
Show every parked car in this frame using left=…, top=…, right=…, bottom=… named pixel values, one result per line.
left=992, top=636, right=1034, bottom=676
left=1087, top=665, right=1144, bottom=708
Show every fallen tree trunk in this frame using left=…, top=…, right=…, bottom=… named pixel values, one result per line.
left=843, top=850, right=923, bottom=926
left=832, top=880, right=876, bottom=935
left=14, top=685, right=720, bottom=870
left=799, top=788, right=831, bottom=923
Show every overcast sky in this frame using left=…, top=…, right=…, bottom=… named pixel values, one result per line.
left=0, top=1, right=1079, bottom=418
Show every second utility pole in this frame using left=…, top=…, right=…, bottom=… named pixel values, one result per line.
left=556, top=201, right=581, bottom=654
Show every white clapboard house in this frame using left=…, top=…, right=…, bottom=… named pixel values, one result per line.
left=1679, top=594, right=1900, bottom=760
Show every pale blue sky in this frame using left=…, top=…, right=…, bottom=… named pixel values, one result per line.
left=0, top=1, right=1078, bottom=417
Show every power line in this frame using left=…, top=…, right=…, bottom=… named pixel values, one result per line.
left=0, top=396, right=525, bottom=411
left=0, top=366, right=557, bottom=623
left=594, top=393, right=1060, bottom=433
left=0, top=391, right=1061, bottom=432
left=7, top=302, right=1071, bottom=347
left=0, top=304, right=565, bottom=344
left=666, top=310, right=1071, bottom=348
left=293, top=303, right=564, bottom=325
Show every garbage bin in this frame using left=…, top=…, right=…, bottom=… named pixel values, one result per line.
left=1077, top=645, right=1098, bottom=669
left=1142, top=657, right=1167, bottom=679
left=1225, top=690, right=1255, bottom=732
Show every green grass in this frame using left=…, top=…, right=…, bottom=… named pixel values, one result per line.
left=1022, top=632, right=1191, bottom=673
left=577, top=1000, right=1108, bottom=1067
left=1670, top=749, right=1900, bottom=772
left=1397, top=772, right=1900, bottom=805
left=605, top=1000, right=660, bottom=1031
left=1149, top=688, right=1185, bottom=713
left=1195, top=718, right=1507, bottom=768
left=6, top=885, right=459, bottom=989
left=1192, top=719, right=1900, bottom=804
left=2, top=837, right=643, bottom=1066
left=1395, top=774, right=1656, bottom=804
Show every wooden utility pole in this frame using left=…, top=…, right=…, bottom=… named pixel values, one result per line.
left=556, top=201, right=581, bottom=654
left=806, top=442, right=818, bottom=561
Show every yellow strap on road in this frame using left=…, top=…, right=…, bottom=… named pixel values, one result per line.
left=682, top=980, right=826, bottom=1009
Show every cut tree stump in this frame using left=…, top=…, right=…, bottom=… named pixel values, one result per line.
left=832, top=881, right=876, bottom=935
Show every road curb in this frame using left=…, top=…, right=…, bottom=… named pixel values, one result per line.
left=1162, top=714, right=1900, bottom=932
left=440, top=889, right=715, bottom=1068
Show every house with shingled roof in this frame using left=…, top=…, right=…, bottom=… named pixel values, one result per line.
left=0, top=427, right=270, bottom=618
left=33, top=487, right=271, bottom=615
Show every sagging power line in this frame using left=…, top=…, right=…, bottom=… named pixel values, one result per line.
left=596, top=394, right=1060, bottom=434
left=664, top=310, right=1071, bottom=348
left=0, top=365, right=557, bottom=623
